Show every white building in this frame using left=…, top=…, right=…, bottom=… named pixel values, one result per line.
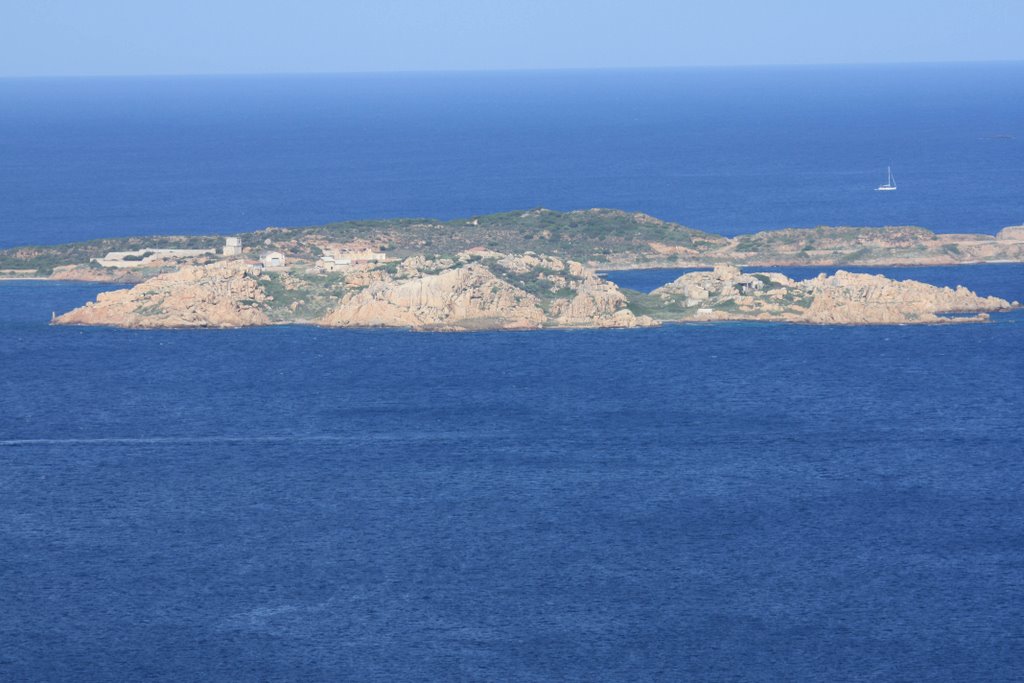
left=317, top=248, right=386, bottom=272
left=261, top=251, right=286, bottom=269
left=92, top=248, right=215, bottom=268
left=223, top=237, right=243, bottom=257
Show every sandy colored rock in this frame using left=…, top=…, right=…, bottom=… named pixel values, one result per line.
left=996, top=225, right=1024, bottom=241
left=48, top=265, right=149, bottom=283
left=53, top=261, right=270, bottom=328
left=801, top=270, right=1013, bottom=324
left=549, top=275, right=656, bottom=328
left=318, top=262, right=547, bottom=330
left=649, top=267, right=1015, bottom=324
left=52, top=253, right=1014, bottom=330
left=53, top=253, right=656, bottom=331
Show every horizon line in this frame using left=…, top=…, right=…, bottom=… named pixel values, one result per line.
left=2, top=58, right=1023, bottom=81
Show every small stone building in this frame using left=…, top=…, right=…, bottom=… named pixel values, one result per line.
left=223, top=237, right=243, bottom=257
left=261, top=251, right=286, bottom=269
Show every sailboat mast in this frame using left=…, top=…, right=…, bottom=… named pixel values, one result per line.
left=876, top=165, right=897, bottom=190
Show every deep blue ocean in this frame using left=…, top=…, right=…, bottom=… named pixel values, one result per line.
left=1, top=63, right=1023, bottom=248
left=1, top=265, right=1022, bottom=681
left=2, top=66, right=1024, bottom=681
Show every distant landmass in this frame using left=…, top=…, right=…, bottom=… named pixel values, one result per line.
left=3, top=209, right=1024, bottom=282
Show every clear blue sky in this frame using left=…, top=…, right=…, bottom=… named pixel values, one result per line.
left=3, top=0, right=1023, bottom=77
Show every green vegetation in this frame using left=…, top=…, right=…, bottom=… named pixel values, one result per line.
left=258, top=271, right=349, bottom=321
left=840, top=247, right=874, bottom=262
left=121, top=251, right=155, bottom=262
left=779, top=289, right=813, bottom=309
left=623, top=290, right=699, bottom=320
left=0, top=234, right=221, bottom=275
left=0, top=207, right=1016, bottom=277
left=260, top=208, right=727, bottom=263
left=135, top=303, right=166, bottom=316
left=377, top=260, right=403, bottom=275
left=483, top=259, right=584, bottom=312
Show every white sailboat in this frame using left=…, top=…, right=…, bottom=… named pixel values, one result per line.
left=876, top=166, right=897, bottom=191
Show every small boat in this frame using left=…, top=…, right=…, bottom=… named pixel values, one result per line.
left=876, top=166, right=897, bottom=191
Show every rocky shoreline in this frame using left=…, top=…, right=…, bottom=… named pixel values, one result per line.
left=52, top=252, right=1017, bottom=330
left=639, top=265, right=1013, bottom=325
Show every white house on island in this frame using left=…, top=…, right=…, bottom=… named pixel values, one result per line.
left=261, top=251, right=286, bottom=269
left=316, top=248, right=387, bottom=272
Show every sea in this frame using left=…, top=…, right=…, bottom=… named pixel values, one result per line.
left=1, top=65, right=1023, bottom=681
left=1, top=63, right=1023, bottom=248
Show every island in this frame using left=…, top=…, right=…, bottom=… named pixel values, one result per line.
left=51, top=250, right=1016, bottom=330
left=3, top=209, right=1024, bottom=283
left=1, top=208, right=1017, bottom=329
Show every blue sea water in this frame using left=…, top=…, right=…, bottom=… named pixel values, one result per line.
left=2, top=65, right=1024, bottom=681
left=1, top=63, right=1023, bottom=248
left=1, top=265, right=1022, bottom=681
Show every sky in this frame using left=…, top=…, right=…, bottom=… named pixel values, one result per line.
left=2, top=0, right=1023, bottom=77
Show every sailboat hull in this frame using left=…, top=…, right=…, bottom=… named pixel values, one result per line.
left=876, top=166, right=897, bottom=191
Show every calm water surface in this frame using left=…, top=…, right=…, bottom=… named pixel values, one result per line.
left=3, top=61, right=1023, bottom=681
left=1, top=63, right=1023, bottom=248
left=1, top=265, right=1022, bottom=680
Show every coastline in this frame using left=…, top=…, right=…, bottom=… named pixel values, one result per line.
left=46, top=256, right=1019, bottom=330
left=1, top=209, right=1018, bottom=329
left=3, top=209, right=1023, bottom=283
left=4, top=254, right=1024, bottom=284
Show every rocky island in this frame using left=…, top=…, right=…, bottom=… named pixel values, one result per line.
left=53, top=251, right=1016, bottom=330
left=53, top=252, right=655, bottom=330
left=633, top=265, right=1013, bottom=325
left=0, top=207, right=1014, bottom=329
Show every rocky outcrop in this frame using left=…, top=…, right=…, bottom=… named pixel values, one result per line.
left=48, top=265, right=150, bottom=283
left=801, top=271, right=1012, bottom=324
left=683, top=225, right=1024, bottom=268
left=318, top=253, right=656, bottom=330
left=646, top=265, right=1016, bottom=324
left=548, top=277, right=651, bottom=328
left=52, top=253, right=655, bottom=330
left=317, top=262, right=548, bottom=330
left=53, top=255, right=1013, bottom=329
left=996, top=225, right=1024, bottom=241
left=53, top=261, right=270, bottom=328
